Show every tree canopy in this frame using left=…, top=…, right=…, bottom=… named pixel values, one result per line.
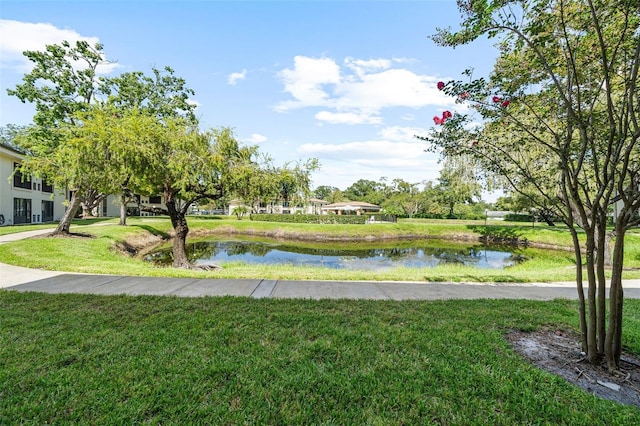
left=424, top=0, right=640, bottom=369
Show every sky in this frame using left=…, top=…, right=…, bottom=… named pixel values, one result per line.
left=0, top=0, right=500, bottom=198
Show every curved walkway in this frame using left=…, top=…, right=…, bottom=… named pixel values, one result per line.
left=2, top=228, right=640, bottom=300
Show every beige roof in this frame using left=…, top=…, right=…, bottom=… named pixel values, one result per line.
left=322, top=201, right=381, bottom=211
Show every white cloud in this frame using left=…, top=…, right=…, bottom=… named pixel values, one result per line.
left=275, top=56, right=341, bottom=111
left=0, top=19, right=119, bottom=74
left=298, top=136, right=431, bottom=168
left=274, top=54, right=456, bottom=125
left=315, top=110, right=382, bottom=125
left=378, top=125, right=431, bottom=142
left=344, top=57, right=391, bottom=76
left=299, top=125, right=440, bottom=189
left=245, top=133, right=267, bottom=144
left=227, top=69, right=247, bottom=85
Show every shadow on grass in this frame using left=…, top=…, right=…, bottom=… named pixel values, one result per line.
left=188, top=215, right=225, bottom=221
left=467, top=225, right=528, bottom=246
left=131, top=224, right=170, bottom=239
left=424, top=274, right=526, bottom=283
left=71, top=217, right=115, bottom=225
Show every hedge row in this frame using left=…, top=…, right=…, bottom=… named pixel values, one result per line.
left=504, top=213, right=534, bottom=222
left=249, top=214, right=385, bottom=224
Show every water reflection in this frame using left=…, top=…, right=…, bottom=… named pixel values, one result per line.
left=146, top=238, right=522, bottom=270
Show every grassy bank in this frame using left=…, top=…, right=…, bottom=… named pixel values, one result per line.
left=1, top=216, right=639, bottom=282
left=2, top=292, right=640, bottom=424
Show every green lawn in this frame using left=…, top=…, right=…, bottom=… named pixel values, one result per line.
left=1, top=292, right=640, bottom=424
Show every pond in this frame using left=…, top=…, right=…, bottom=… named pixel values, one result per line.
left=145, top=237, right=524, bottom=270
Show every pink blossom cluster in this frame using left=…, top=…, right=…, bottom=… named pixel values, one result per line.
left=436, top=81, right=510, bottom=111
left=433, top=110, right=452, bottom=125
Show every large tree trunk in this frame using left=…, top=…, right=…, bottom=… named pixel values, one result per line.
left=81, top=203, right=95, bottom=218
left=166, top=195, right=191, bottom=269
left=119, top=194, right=128, bottom=226
left=53, top=191, right=81, bottom=235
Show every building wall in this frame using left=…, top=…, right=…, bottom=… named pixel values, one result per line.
left=99, top=194, right=166, bottom=218
left=0, top=145, right=67, bottom=226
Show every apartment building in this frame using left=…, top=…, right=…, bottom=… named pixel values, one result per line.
left=0, top=144, right=67, bottom=226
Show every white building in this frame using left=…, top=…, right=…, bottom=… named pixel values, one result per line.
left=229, top=198, right=329, bottom=215
left=0, top=144, right=67, bottom=226
left=99, top=194, right=166, bottom=218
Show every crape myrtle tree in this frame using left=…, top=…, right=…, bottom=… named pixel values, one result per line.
left=7, top=41, right=116, bottom=231
left=421, top=0, right=640, bottom=370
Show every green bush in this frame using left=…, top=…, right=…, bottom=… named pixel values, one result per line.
left=250, top=214, right=370, bottom=224
left=505, top=213, right=534, bottom=222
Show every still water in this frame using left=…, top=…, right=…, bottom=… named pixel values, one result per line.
left=146, top=237, right=521, bottom=270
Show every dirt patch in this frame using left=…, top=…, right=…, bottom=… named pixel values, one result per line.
left=114, top=232, right=166, bottom=257
left=507, top=329, right=640, bottom=409
left=33, top=232, right=96, bottom=239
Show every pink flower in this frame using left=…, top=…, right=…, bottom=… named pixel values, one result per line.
left=442, top=110, right=452, bottom=119
left=459, top=92, right=469, bottom=100
left=437, top=81, right=445, bottom=90
left=433, top=116, right=443, bottom=125
left=492, top=96, right=501, bottom=103
left=501, top=100, right=510, bottom=108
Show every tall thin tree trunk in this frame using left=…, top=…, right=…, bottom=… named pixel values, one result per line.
left=569, top=227, right=588, bottom=353
left=119, top=194, right=128, bottom=226
left=606, top=222, right=626, bottom=371
left=585, top=233, right=599, bottom=364
left=53, top=191, right=81, bottom=235
left=595, top=218, right=607, bottom=355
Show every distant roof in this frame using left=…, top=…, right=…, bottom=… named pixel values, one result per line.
left=322, top=201, right=381, bottom=211
left=308, top=198, right=329, bottom=204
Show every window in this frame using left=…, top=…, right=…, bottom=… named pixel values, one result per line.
left=13, top=163, right=31, bottom=190
left=14, top=198, right=32, bottom=224
left=42, top=180, right=54, bottom=193
left=148, top=196, right=162, bottom=204
left=42, top=200, right=54, bottom=222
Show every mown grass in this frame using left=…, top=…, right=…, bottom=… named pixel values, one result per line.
left=1, top=292, right=639, bottom=424
left=1, top=216, right=639, bottom=282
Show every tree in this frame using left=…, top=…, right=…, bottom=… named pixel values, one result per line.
left=436, top=155, right=482, bottom=218
left=0, top=125, right=29, bottom=151
left=343, top=179, right=386, bottom=204
left=275, top=159, right=320, bottom=209
left=380, top=179, right=424, bottom=218
left=141, top=124, right=256, bottom=269
left=314, top=186, right=345, bottom=203
left=425, top=0, right=640, bottom=370
left=8, top=40, right=110, bottom=234
left=313, top=185, right=339, bottom=201
left=100, top=66, right=198, bottom=225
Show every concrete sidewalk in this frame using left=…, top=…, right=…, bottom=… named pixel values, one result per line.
left=2, top=227, right=640, bottom=300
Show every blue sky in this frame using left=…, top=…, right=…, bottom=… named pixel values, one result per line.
left=0, top=0, right=498, bottom=197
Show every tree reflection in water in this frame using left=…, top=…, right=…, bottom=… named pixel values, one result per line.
left=145, top=238, right=524, bottom=270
